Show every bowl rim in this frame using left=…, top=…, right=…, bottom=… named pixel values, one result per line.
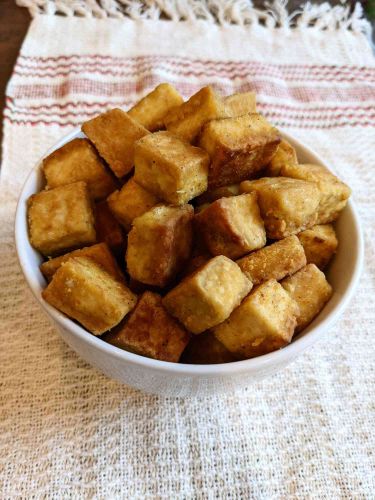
left=15, top=128, right=364, bottom=377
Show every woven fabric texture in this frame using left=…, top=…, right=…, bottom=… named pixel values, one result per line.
left=1, top=12, right=375, bottom=499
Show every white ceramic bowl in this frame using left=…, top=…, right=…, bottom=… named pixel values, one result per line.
left=15, top=129, right=364, bottom=397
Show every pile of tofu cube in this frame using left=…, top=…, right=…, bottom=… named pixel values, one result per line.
left=27, top=84, right=351, bottom=364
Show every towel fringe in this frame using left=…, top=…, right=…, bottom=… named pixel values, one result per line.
left=16, top=0, right=371, bottom=34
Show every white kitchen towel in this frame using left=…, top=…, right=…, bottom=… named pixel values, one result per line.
left=1, top=1, right=375, bottom=497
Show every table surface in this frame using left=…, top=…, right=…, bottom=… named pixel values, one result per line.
left=0, top=0, right=30, bottom=163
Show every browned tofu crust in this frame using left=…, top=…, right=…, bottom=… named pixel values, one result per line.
left=105, top=291, right=190, bottom=362
left=40, top=242, right=125, bottom=282
left=281, top=263, right=333, bottom=332
left=107, top=178, right=159, bottom=231
left=126, top=204, right=194, bottom=287
left=224, top=92, right=257, bottom=117
left=42, top=256, right=137, bottom=335
left=200, top=113, right=281, bottom=188
left=195, top=184, right=240, bottom=205
left=237, top=235, right=306, bottom=285
left=265, top=139, right=298, bottom=177
left=281, top=163, right=351, bottom=224
left=82, top=108, right=149, bottom=178
left=180, top=331, right=237, bottom=364
left=28, top=181, right=96, bottom=257
left=212, top=279, right=299, bottom=358
left=164, top=86, right=227, bottom=143
left=134, top=131, right=209, bottom=205
left=163, top=256, right=252, bottom=334
left=94, top=201, right=125, bottom=256
left=194, top=193, right=266, bottom=259
left=298, top=224, right=338, bottom=270
left=240, top=177, right=320, bottom=239
left=42, top=138, right=116, bottom=200
left=128, top=83, right=184, bottom=131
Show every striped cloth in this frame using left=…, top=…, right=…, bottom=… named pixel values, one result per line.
left=1, top=5, right=375, bottom=498
left=7, top=57, right=375, bottom=127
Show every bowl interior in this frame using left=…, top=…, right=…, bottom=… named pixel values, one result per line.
left=15, top=129, right=363, bottom=375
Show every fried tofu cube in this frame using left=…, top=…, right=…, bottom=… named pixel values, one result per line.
left=40, top=242, right=124, bottom=282
left=281, top=163, right=351, bottom=224
left=163, top=256, right=252, bottom=334
left=164, top=86, right=227, bottom=143
left=42, top=256, right=137, bottom=335
left=128, top=83, right=184, bottom=132
left=107, top=178, right=159, bottom=231
left=134, top=131, right=209, bottom=205
left=224, top=91, right=257, bottom=117
left=265, top=139, right=298, bottom=177
left=82, top=108, right=149, bottom=178
left=212, top=279, right=299, bottom=358
left=195, top=183, right=240, bottom=205
left=28, top=181, right=96, bottom=256
left=240, top=177, right=320, bottom=239
left=42, top=138, right=116, bottom=201
left=281, top=264, right=332, bottom=332
left=94, top=201, right=125, bottom=256
left=105, top=291, right=190, bottom=362
left=199, top=113, right=281, bottom=188
left=126, top=204, right=193, bottom=287
left=195, top=193, right=266, bottom=259
left=237, top=235, right=306, bottom=285
left=297, top=224, right=338, bottom=270
left=181, top=332, right=237, bottom=364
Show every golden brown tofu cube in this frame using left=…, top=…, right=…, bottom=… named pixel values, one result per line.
left=94, top=201, right=125, bottom=256
left=224, top=92, right=257, bottom=117
left=28, top=181, right=96, bottom=257
left=195, top=183, right=240, bottom=205
left=265, top=139, right=298, bottom=177
left=240, top=177, right=320, bottom=239
left=134, top=131, right=209, bottom=205
left=199, top=113, right=281, bottom=188
left=105, top=291, right=190, bottom=362
left=164, top=86, right=227, bottom=143
left=297, top=224, right=338, bottom=270
left=281, top=163, right=351, bottom=224
left=128, top=83, right=184, bottom=132
left=163, top=256, right=252, bottom=334
left=237, top=235, right=306, bottom=285
left=126, top=204, right=193, bottom=287
left=42, top=256, right=137, bottom=335
left=281, top=264, right=332, bottom=332
left=195, top=193, right=266, bottom=259
left=107, top=177, right=159, bottom=231
left=42, top=138, right=116, bottom=201
left=181, top=332, right=237, bottom=364
left=212, top=279, right=299, bottom=358
left=82, top=108, right=149, bottom=178
left=40, top=242, right=124, bottom=282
